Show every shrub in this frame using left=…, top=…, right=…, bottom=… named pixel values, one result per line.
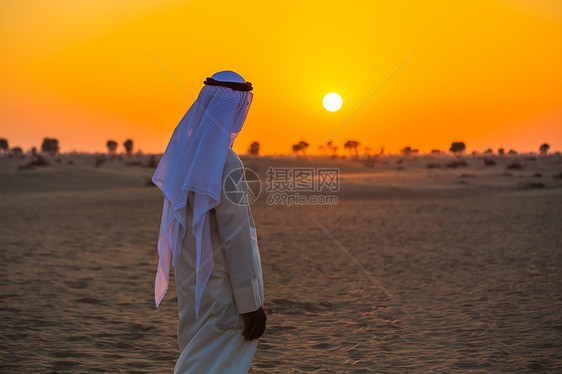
left=506, top=163, right=523, bottom=170
left=445, top=160, right=468, bottom=168
left=484, top=158, right=496, bottom=166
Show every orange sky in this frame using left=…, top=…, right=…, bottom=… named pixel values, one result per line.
left=1, top=0, right=561, bottom=155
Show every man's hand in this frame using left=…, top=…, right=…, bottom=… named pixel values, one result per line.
left=241, top=306, right=266, bottom=340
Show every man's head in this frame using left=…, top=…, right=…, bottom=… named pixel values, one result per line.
left=212, top=70, right=246, bottom=83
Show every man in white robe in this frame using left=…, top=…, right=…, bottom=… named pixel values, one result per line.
left=174, top=149, right=265, bottom=373
left=152, top=71, right=265, bottom=373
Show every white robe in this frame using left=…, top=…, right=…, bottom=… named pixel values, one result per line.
left=174, top=148, right=264, bottom=374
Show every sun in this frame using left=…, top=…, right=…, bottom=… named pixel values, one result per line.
left=323, top=93, right=343, bottom=112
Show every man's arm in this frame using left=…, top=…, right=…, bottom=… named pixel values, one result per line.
left=214, top=159, right=263, bottom=315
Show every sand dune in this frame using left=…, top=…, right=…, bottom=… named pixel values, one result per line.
left=1, top=153, right=561, bottom=372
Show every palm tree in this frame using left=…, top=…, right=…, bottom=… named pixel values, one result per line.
left=123, top=139, right=134, bottom=155
left=539, top=143, right=550, bottom=156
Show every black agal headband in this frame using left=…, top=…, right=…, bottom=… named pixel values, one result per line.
left=203, top=77, right=253, bottom=91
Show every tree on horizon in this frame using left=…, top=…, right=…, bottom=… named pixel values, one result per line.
left=449, top=142, right=466, bottom=156
left=498, top=148, right=505, bottom=156
left=484, top=148, right=494, bottom=155
left=292, top=140, right=309, bottom=158
left=0, top=138, right=8, bottom=153
left=123, top=139, right=134, bottom=155
left=326, top=141, right=338, bottom=157
left=41, top=137, right=60, bottom=155
left=344, top=140, right=360, bottom=159
left=106, top=140, right=118, bottom=154
left=248, top=141, right=260, bottom=156
left=298, top=141, right=309, bottom=154
left=539, top=143, right=550, bottom=156
left=401, top=146, right=418, bottom=156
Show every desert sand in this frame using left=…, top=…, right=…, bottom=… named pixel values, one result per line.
left=1, top=152, right=561, bottom=373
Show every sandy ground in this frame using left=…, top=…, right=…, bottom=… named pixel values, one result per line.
left=0, top=152, right=561, bottom=373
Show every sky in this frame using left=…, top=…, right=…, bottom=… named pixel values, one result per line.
left=1, top=0, right=561, bottom=155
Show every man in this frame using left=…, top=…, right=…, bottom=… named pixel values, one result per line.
left=152, top=71, right=266, bottom=373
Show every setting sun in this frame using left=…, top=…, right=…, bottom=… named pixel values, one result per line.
left=323, top=93, right=343, bottom=112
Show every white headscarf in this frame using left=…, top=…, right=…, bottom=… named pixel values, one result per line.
left=152, top=71, right=253, bottom=317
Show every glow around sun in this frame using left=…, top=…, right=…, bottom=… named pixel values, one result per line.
left=323, top=93, right=342, bottom=112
